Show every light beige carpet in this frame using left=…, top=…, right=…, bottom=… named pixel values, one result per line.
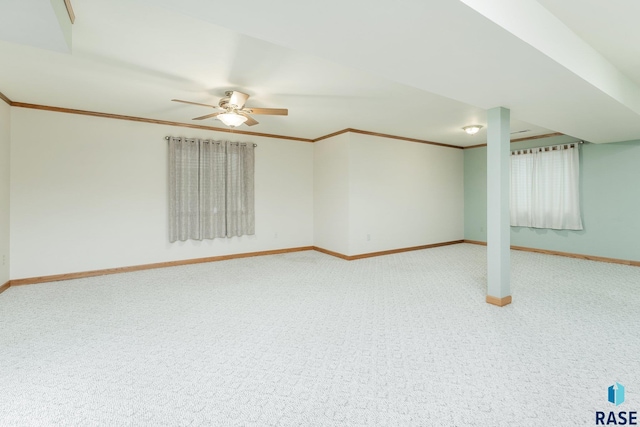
left=1, top=244, right=638, bottom=426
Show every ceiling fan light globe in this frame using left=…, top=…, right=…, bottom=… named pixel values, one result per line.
left=218, top=113, right=248, bottom=127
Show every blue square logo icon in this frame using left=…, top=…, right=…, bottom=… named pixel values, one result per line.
left=608, top=383, right=625, bottom=406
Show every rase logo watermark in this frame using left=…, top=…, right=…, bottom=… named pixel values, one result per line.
left=609, top=383, right=626, bottom=406
left=596, top=383, right=637, bottom=425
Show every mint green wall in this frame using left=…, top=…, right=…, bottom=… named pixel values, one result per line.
left=464, top=136, right=640, bottom=261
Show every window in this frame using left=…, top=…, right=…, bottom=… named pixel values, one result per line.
left=168, top=137, right=255, bottom=242
left=510, top=143, right=583, bottom=230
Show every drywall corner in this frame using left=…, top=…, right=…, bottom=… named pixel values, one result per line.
left=0, top=100, right=10, bottom=285
left=313, top=132, right=351, bottom=255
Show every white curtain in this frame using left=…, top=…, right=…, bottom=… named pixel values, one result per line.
left=168, top=138, right=255, bottom=242
left=510, top=143, right=583, bottom=230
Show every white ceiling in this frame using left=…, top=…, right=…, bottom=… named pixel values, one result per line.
left=0, top=0, right=71, bottom=53
left=536, top=0, right=640, bottom=88
left=1, top=0, right=639, bottom=146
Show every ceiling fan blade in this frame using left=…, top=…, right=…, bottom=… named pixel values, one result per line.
left=193, top=112, right=221, bottom=120
left=228, top=91, right=250, bottom=109
left=172, top=99, right=218, bottom=108
left=238, top=112, right=259, bottom=126
left=242, top=107, right=288, bottom=116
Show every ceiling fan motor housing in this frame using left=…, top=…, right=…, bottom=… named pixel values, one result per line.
left=218, top=97, right=232, bottom=110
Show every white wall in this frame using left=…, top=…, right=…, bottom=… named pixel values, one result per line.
left=10, top=108, right=314, bottom=279
left=0, top=101, right=10, bottom=285
left=9, top=109, right=463, bottom=279
left=313, top=133, right=350, bottom=255
left=348, top=133, right=464, bottom=255
left=313, top=132, right=464, bottom=257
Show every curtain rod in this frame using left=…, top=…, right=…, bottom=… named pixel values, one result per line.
left=164, top=136, right=257, bottom=147
left=513, top=140, right=583, bottom=149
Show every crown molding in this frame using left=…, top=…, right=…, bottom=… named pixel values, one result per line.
left=313, top=128, right=463, bottom=149
left=6, top=96, right=565, bottom=148
left=11, top=102, right=314, bottom=142
left=312, top=128, right=351, bottom=142
left=64, top=0, right=75, bottom=24
left=0, top=91, right=13, bottom=106
left=464, top=132, right=565, bottom=149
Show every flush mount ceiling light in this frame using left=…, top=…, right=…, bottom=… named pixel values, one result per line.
left=462, top=125, right=483, bottom=135
left=217, top=112, right=248, bottom=128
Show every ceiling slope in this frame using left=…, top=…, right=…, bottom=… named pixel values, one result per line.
left=535, top=0, right=640, bottom=89
left=146, top=0, right=640, bottom=143
left=0, top=0, right=72, bottom=53
left=0, top=0, right=552, bottom=146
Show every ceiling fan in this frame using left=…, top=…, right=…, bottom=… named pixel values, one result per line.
left=172, top=91, right=288, bottom=127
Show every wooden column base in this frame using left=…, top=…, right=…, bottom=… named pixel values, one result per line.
left=486, top=295, right=512, bottom=307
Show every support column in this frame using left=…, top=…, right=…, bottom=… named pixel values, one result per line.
left=486, top=107, right=511, bottom=307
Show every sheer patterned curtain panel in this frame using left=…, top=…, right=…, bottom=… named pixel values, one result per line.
left=199, top=140, right=227, bottom=239
left=168, top=137, right=255, bottom=242
left=510, top=143, right=583, bottom=230
left=226, top=142, right=255, bottom=237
